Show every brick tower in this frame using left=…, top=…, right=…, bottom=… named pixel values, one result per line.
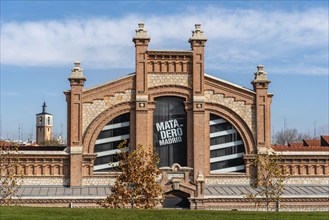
left=36, top=102, right=53, bottom=144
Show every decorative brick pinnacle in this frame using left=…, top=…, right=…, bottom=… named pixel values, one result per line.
left=252, top=64, right=271, bottom=84
left=189, top=24, right=207, bottom=41
left=257, top=64, right=264, bottom=72
left=74, top=61, right=81, bottom=68
left=134, top=22, right=150, bottom=39
left=69, top=61, right=86, bottom=80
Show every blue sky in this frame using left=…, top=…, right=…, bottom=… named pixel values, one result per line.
left=0, top=1, right=328, bottom=141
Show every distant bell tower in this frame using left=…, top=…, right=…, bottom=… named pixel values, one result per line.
left=36, top=102, right=53, bottom=145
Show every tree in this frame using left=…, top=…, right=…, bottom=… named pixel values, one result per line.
left=247, top=150, right=285, bottom=211
left=0, top=142, right=24, bottom=206
left=98, top=141, right=162, bottom=209
left=273, top=128, right=312, bottom=145
left=40, top=138, right=63, bottom=146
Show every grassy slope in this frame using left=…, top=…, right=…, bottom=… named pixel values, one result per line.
left=0, top=207, right=328, bottom=220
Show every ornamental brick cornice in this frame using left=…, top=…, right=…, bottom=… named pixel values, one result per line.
left=147, top=50, right=193, bottom=57
left=10, top=195, right=329, bottom=209
left=280, top=155, right=329, bottom=159
left=190, top=197, right=329, bottom=203
left=148, top=85, right=192, bottom=101
left=205, top=173, right=250, bottom=178
left=244, top=155, right=329, bottom=160
left=14, top=155, right=69, bottom=160
left=15, top=197, right=329, bottom=204
left=16, top=198, right=101, bottom=204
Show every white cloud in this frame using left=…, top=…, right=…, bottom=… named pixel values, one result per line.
left=1, top=7, right=328, bottom=75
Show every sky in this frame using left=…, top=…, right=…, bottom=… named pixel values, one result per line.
left=0, top=0, right=328, bottom=141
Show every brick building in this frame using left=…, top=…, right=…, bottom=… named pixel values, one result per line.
left=4, top=23, right=329, bottom=210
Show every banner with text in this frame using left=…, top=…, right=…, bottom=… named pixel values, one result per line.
left=153, top=97, right=187, bottom=167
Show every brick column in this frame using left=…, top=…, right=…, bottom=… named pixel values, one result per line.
left=189, top=24, right=207, bottom=179
left=251, top=65, right=272, bottom=151
left=132, top=23, right=151, bottom=148
left=65, top=61, right=86, bottom=187
left=186, top=103, right=194, bottom=168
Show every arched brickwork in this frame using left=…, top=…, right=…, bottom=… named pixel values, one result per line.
left=205, top=103, right=256, bottom=155
left=82, top=102, right=133, bottom=154
left=148, top=85, right=192, bottom=102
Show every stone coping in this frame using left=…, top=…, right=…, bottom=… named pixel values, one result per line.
left=205, top=73, right=255, bottom=94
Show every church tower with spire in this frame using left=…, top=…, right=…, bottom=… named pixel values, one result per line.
left=36, top=102, right=53, bottom=144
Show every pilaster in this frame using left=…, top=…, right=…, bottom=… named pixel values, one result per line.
left=189, top=24, right=207, bottom=180
left=133, top=23, right=151, bottom=149
left=251, top=65, right=272, bottom=151
left=65, top=61, right=86, bottom=187
left=189, top=24, right=207, bottom=96
left=133, top=22, right=150, bottom=95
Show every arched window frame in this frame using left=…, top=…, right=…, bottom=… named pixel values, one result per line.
left=93, top=113, right=130, bottom=173
left=209, top=113, right=246, bottom=174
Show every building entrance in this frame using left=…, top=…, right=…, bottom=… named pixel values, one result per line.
left=163, top=190, right=190, bottom=209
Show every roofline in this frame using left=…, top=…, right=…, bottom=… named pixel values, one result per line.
left=204, top=73, right=256, bottom=94
left=18, top=151, right=68, bottom=155
left=275, top=151, right=329, bottom=155
left=83, top=73, right=136, bottom=92
left=204, top=195, right=329, bottom=199
left=147, top=49, right=193, bottom=53
left=36, top=113, right=53, bottom=116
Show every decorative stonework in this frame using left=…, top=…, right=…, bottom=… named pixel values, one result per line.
left=205, top=176, right=251, bottom=185
left=148, top=73, right=192, bottom=88
left=159, top=164, right=196, bottom=196
left=103, top=89, right=135, bottom=107
left=83, top=100, right=106, bottom=134
left=82, top=90, right=135, bottom=133
left=82, top=176, right=116, bottom=186
left=22, top=177, right=69, bottom=186
left=284, top=177, right=329, bottom=185
left=204, top=90, right=256, bottom=134
left=205, top=176, right=329, bottom=185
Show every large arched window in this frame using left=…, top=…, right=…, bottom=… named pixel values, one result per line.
left=209, top=114, right=245, bottom=174
left=153, top=96, right=187, bottom=167
left=93, top=113, right=130, bottom=172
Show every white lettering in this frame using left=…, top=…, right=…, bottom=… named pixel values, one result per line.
left=164, top=121, right=170, bottom=130
left=174, top=119, right=179, bottom=128
left=171, top=128, right=177, bottom=137
left=160, top=131, right=166, bottom=139
left=156, top=119, right=184, bottom=146
left=166, top=129, right=172, bottom=138
left=159, top=136, right=183, bottom=146
left=156, top=122, right=165, bottom=131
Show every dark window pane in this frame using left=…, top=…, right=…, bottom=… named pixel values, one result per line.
left=210, top=158, right=245, bottom=170
left=154, top=97, right=187, bottom=167
left=94, top=113, right=130, bottom=173
left=209, top=114, right=246, bottom=173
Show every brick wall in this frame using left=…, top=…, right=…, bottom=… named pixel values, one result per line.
left=204, top=90, right=256, bottom=135
left=148, top=73, right=192, bottom=88
left=82, top=89, right=135, bottom=134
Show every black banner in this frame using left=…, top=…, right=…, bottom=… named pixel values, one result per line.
left=153, top=97, right=187, bottom=167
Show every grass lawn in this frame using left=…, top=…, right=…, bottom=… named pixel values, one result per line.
left=0, top=206, right=328, bottom=220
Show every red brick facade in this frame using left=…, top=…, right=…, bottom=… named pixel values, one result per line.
left=4, top=23, right=328, bottom=209
left=62, top=23, right=328, bottom=190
